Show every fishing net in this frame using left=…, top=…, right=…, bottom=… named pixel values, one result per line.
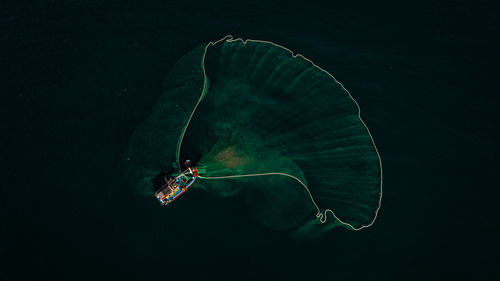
left=124, top=36, right=382, bottom=237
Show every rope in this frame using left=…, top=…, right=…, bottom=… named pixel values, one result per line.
left=199, top=172, right=362, bottom=230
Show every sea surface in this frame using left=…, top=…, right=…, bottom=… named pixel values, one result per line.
left=1, top=0, right=498, bottom=280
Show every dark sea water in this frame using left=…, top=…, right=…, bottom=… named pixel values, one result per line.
left=2, top=0, right=499, bottom=280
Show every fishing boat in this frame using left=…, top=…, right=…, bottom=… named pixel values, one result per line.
left=155, top=164, right=198, bottom=206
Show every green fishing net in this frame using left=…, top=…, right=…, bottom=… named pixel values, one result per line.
left=124, top=36, right=382, bottom=238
